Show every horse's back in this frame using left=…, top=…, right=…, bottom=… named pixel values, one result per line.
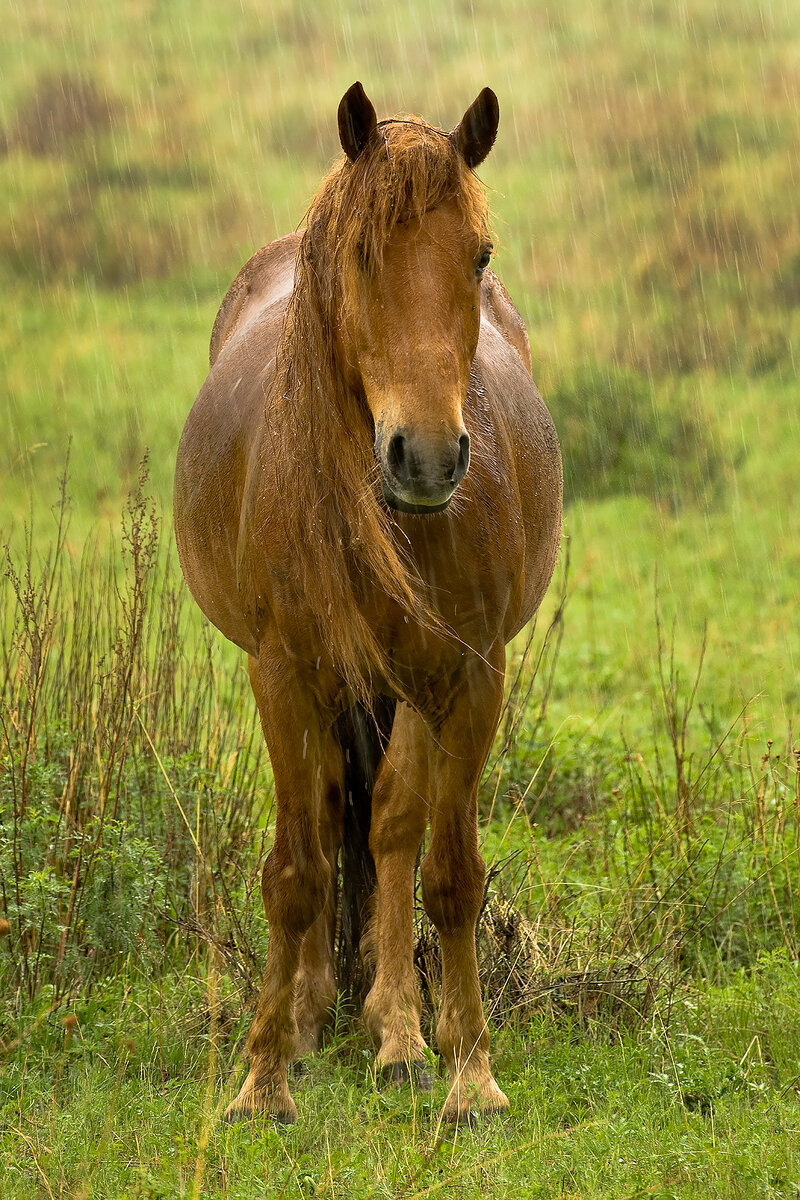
left=209, top=232, right=300, bottom=365
left=174, top=235, right=299, bottom=653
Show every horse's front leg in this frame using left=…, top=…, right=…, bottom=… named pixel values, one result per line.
left=362, top=704, right=431, bottom=1081
left=225, top=648, right=337, bottom=1124
left=420, top=647, right=509, bottom=1123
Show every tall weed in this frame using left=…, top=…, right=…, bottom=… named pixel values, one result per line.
left=0, top=463, right=268, bottom=1013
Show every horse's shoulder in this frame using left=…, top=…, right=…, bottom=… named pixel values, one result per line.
left=209, top=232, right=301, bottom=366
left=479, top=270, right=532, bottom=376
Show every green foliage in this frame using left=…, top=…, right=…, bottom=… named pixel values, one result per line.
left=0, top=470, right=270, bottom=1011
left=548, top=364, right=729, bottom=507
left=473, top=613, right=800, bottom=1041
left=0, top=783, right=166, bottom=993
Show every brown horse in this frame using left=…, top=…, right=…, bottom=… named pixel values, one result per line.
left=174, top=82, right=562, bottom=1124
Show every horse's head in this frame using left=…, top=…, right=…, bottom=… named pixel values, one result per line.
left=335, top=83, right=499, bottom=515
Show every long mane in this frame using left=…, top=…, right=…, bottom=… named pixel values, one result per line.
left=269, top=119, right=491, bottom=702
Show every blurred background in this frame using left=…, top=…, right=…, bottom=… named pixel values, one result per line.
left=1, top=0, right=797, bottom=731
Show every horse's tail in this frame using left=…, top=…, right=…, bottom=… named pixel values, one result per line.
left=335, top=697, right=396, bottom=1003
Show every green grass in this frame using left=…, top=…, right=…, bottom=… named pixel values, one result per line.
left=2, top=0, right=800, bottom=1194
left=4, top=960, right=800, bottom=1198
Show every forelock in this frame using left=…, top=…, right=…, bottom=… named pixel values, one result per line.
left=303, top=117, right=490, bottom=275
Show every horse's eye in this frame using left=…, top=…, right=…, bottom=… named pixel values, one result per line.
left=475, top=245, right=493, bottom=278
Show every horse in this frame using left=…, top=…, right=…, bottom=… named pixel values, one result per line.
left=174, top=82, right=562, bottom=1124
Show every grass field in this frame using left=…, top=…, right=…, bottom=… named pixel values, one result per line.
left=1, top=0, right=799, bottom=1196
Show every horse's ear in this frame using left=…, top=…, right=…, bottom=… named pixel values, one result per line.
left=451, top=87, right=499, bottom=169
left=338, top=82, right=378, bottom=162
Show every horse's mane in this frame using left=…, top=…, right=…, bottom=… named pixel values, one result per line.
left=270, top=119, right=490, bottom=703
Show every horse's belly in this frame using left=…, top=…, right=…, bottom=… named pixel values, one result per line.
left=470, top=325, right=563, bottom=641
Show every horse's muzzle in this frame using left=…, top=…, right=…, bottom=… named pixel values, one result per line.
left=377, top=428, right=470, bottom=514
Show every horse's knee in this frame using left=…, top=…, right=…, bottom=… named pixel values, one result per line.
left=420, top=844, right=485, bottom=934
left=369, top=801, right=427, bottom=859
left=262, top=841, right=330, bottom=936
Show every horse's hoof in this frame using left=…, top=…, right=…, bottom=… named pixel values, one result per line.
left=380, top=1060, right=434, bottom=1091
left=224, top=1075, right=298, bottom=1125
left=441, top=1080, right=509, bottom=1125
left=414, top=1063, right=435, bottom=1092
left=224, top=1100, right=298, bottom=1126
left=442, top=1102, right=510, bottom=1126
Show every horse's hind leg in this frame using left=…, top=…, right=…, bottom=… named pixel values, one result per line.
left=225, top=648, right=335, bottom=1124
left=294, top=768, right=344, bottom=1056
left=362, top=704, right=431, bottom=1081
left=420, top=649, right=509, bottom=1123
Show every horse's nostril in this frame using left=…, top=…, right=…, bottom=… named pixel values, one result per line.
left=453, top=433, right=470, bottom=483
left=387, top=433, right=406, bottom=475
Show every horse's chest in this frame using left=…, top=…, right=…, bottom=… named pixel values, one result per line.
left=372, top=571, right=509, bottom=680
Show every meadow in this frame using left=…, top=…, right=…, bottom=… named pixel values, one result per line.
left=1, top=0, right=799, bottom=1195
